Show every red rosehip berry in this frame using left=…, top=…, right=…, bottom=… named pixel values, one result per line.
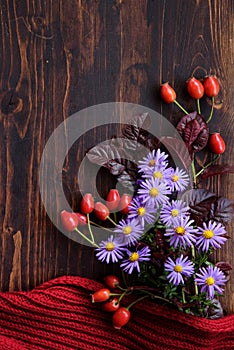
left=203, top=76, right=220, bottom=97
left=91, top=288, right=110, bottom=303
left=94, top=202, right=110, bottom=221
left=112, top=307, right=131, bottom=329
left=80, top=193, right=94, bottom=214
left=160, top=83, right=176, bottom=103
left=102, top=298, right=120, bottom=312
left=103, top=275, right=120, bottom=289
left=74, top=212, right=88, bottom=226
left=187, top=77, right=204, bottom=99
left=119, top=194, right=132, bottom=214
left=60, top=210, right=78, bottom=232
left=209, top=133, right=225, bottom=154
left=106, top=189, right=120, bottom=211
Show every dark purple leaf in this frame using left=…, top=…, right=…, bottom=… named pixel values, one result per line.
left=200, top=164, right=234, bottom=179
left=86, top=141, right=131, bottom=167
left=182, top=189, right=216, bottom=226
left=122, top=113, right=160, bottom=151
left=212, top=197, right=234, bottom=224
left=176, top=112, right=209, bottom=156
left=207, top=299, right=224, bottom=319
left=160, top=136, right=192, bottom=171
left=181, top=189, right=233, bottom=226
left=215, top=261, right=232, bottom=272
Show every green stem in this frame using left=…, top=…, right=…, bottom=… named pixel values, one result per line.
left=107, top=216, right=117, bottom=226
left=127, top=295, right=149, bottom=310
left=195, top=155, right=221, bottom=178
left=206, top=96, right=215, bottom=123
left=140, top=290, right=172, bottom=305
left=87, top=214, right=95, bottom=243
left=174, top=99, right=189, bottom=115
left=191, top=244, right=199, bottom=296
left=114, top=212, right=117, bottom=223
left=182, top=288, right=186, bottom=304
left=90, top=221, right=113, bottom=232
left=191, top=157, right=197, bottom=187
left=197, top=99, right=201, bottom=114
left=74, top=228, right=99, bottom=248
left=118, top=289, right=129, bottom=303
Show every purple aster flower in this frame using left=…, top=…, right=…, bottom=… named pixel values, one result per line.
left=120, top=246, right=151, bottom=274
left=128, top=197, right=156, bottom=226
left=195, top=265, right=227, bottom=299
left=137, top=177, right=171, bottom=208
left=160, top=200, right=190, bottom=226
left=169, top=167, right=190, bottom=192
left=195, top=221, right=227, bottom=252
left=164, top=255, right=194, bottom=285
left=141, top=165, right=172, bottom=184
left=165, top=216, right=197, bottom=249
left=114, top=218, right=144, bottom=246
left=138, top=149, right=168, bottom=174
left=95, top=235, right=124, bottom=263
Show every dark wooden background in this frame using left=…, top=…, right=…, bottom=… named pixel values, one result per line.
left=0, top=0, right=234, bottom=314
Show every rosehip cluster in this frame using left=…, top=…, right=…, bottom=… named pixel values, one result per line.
left=160, top=75, right=225, bottom=155
left=91, top=275, right=131, bottom=329
left=60, top=190, right=132, bottom=233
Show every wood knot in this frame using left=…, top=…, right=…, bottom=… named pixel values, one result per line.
left=1, top=90, right=23, bottom=115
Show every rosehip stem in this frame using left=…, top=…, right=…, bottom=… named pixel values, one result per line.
left=118, top=289, right=130, bottom=303
left=191, top=244, right=198, bottom=296
left=191, top=158, right=197, bottom=187
left=90, top=221, right=113, bottom=232
left=87, top=214, right=95, bottom=243
left=107, top=216, right=117, bottom=226
left=74, top=228, right=99, bottom=248
left=206, top=96, right=215, bottom=123
left=195, top=155, right=221, bottom=178
left=173, top=99, right=189, bottom=115
left=127, top=295, right=149, bottom=310
left=139, top=290, right=172, bottom=304
left=197, top=99, right=201, bottom=114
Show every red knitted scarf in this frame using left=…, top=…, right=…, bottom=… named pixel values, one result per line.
left=0, top=276, right=233, bottom=349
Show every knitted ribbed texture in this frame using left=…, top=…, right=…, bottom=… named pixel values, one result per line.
left=0, top=276, right=233, bottom=350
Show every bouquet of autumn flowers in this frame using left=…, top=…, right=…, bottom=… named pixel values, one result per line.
left=60, top=75, right=233, bottom=328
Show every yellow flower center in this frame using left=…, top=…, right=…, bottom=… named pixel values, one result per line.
left=203, top=230, right=214, bottom=239
left=171, top=209, right=179, bottom=217
left=149, top=187, right=159, bottom=197
left=123, top=225, right=132, bottom=235
left=174, top=265, right=183, bottom=273
left=137, top=207, right=146, bottom=216
left=172, top=174, right=179, bottom=182
left=105, top=242, right=115, bottom=251
left=206, top=277, right=215, bottom=286
left=148, top=159, right=156, bottom=167
left=153, top=171, right=163, bottom=179
left=175, top=226, right=186, bottom=236
left=129, top=252, right=139, bottom=262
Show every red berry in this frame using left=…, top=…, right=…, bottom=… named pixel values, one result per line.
left=187, top=77, right=204, bottom=99
left=91, top=288, right=110, bottom=303
left=106, top=189, right=120, bottom=211
left=209, top=133, right=225, bottom=154
left=160, top=83, right=176, bottom=103
left=60, top=210, right=78, bottom=232
left=112, top=307, right=131, bottom=329
left=203, top=76, right=220, bottom=97
left=74, top=212, right=87, bottom=226
left=102, top=298, right=120, bottom=312
left=103, top=275, right=120, bottom=289
left=94, top=202, right=110, bottom=221
left=119, top=194, right=132, bottom=214
left=80, top=193, right=94, bottom=214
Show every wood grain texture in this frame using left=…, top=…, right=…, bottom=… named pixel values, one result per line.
left=0, top=0, right=234, bottom=313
